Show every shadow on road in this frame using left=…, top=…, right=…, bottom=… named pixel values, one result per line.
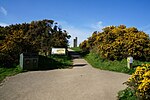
left=73, top=64, right=87, bottom=67
left=68, top=51, right=81, bottom=59
left=68, top=50, right=87, bottom=68
left=38, top=55, right=72, bottom=70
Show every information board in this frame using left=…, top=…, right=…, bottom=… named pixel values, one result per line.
left=51, top=48, right=66, bottom=55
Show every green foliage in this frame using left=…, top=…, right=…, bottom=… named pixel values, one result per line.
left=0, top=19, right=70, bottom=68
left=118, top=87, right=137, bottom=100
left=80, top=25, right=150, bottom=61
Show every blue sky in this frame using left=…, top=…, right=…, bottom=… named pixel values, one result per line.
left=0, top=0, right=150, bottom=46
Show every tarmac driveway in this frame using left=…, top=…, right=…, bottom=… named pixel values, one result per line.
left=0, top=51, right=130, bottom=100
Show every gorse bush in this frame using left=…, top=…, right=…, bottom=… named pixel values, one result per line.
left=0, top=19, right=70, bottom=68
left=124, top=64, right=150, bottom=99
left=80, top=25, right=150, bottom=61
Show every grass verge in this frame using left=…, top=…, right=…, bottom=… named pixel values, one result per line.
left=84, top=52, right=150, bottom=74
left=70, top=47, right=82, bottom=52
left=0, top=65, right=23, bottom=82
left=71, top=47, right=150, bottom=74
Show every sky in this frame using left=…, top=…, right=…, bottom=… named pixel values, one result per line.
left=0, top=0, right=150, bottom=46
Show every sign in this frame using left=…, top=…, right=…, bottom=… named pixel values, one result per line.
left=127, top=56, right=133, bottom=69
left=127, top=56, right=133, bottom=63
left=51, top=48, right=66, bottom=55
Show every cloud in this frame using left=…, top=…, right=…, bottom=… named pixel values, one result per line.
left=0, top=22, right=9, bottom=27
left=0, top=6, right=7, bottom=16
left=90, top=21, right=104, bottom=31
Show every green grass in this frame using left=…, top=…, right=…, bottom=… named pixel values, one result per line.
left=70, top=47, right=82, bottom=52
left=84, top=52, right=150, bottom=74
left=0, top=65, right=23, bottom=82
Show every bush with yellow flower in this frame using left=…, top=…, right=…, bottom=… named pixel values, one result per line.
left=124, top=64, right=150, bottom=99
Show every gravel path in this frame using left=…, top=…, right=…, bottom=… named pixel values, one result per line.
left=0, top=50, right=130, bottom=100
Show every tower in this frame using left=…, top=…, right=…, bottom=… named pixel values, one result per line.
left=73, top=37, right=77, bottom=47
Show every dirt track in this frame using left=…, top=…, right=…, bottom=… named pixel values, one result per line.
left=0, top=50, right=130, bottom=100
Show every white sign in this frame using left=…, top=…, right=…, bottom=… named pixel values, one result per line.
left=51, top=48, right=66, bottom=55
left=127, top=56, right=133, bottom=69
left=127, top=56, right=133, bottom=63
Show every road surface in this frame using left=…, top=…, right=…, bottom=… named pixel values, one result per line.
left=0, top=49, right=130, bottom=100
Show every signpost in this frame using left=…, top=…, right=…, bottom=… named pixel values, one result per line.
left=127, top=56, right=133, bottom=69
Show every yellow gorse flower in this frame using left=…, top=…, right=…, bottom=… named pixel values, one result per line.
left=126, top=64, right=150, bottom=99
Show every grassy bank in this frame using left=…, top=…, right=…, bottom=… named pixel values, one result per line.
left=0, top=54, right=72, bottom=82
left=71, top=47, right=150, bottom=74
left=84, top=52, right=150, bottom=74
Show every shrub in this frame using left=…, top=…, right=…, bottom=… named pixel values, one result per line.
left=79, top=40, right=90, bottom=52
left=0, top=19, right=70, bottom=68
left=80, top=25, right=150, bottom=61
left=124, top=64, right=150, bottom=99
